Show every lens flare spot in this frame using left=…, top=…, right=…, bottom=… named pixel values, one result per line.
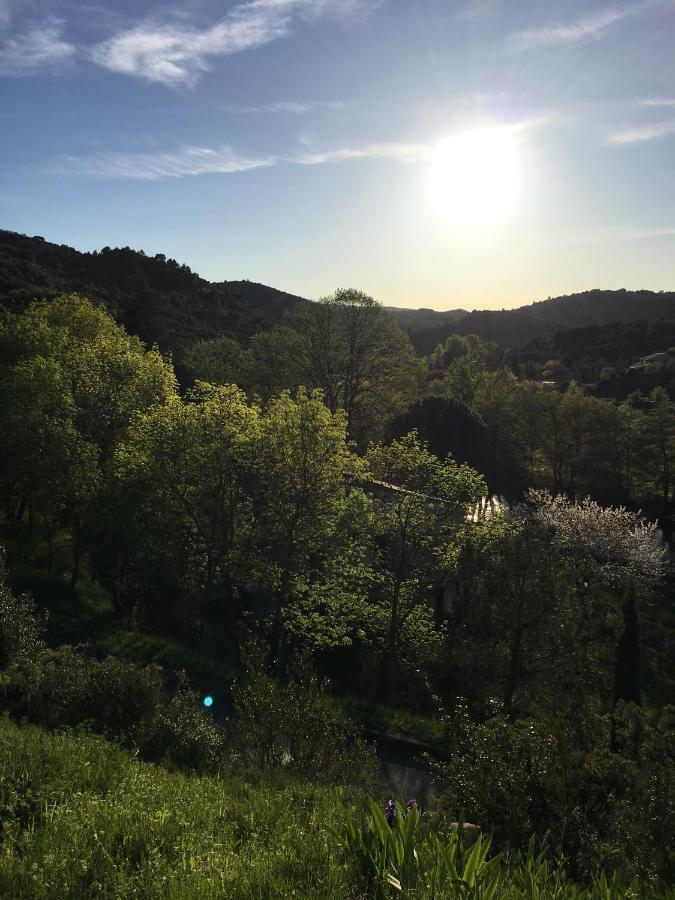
left=203, top=695, right=214, bottom=708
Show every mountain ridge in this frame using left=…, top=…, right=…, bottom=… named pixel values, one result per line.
left=2, top=229, right=674, bottom=356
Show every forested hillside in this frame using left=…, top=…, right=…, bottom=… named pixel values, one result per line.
left=1, top=246, right=674, bottom=898
left=392, top=289, right=675, bottom=353
left=0, top=230, right=305, bottom=357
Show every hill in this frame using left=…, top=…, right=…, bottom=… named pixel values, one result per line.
left=3, top=229, right=675, bottom=359
left=393, top=289, right=675, bottom=354
left=0, top=230, right=305, bottom=356
left=385, top=306, right=468, bottom=335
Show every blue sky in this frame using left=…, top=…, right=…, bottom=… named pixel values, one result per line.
left=1, top=0, right=675, bottom=309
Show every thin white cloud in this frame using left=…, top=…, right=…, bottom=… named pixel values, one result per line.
left=49, top=117, right=543, bottom=180
left=50, top=139, right=433, bottom=180
left=455, top=1, right=498, bottom=23
left=51, top=145, right=276, bottom=180
left=508, top=2, right=654, bottom=52
left=290, top=142, right=432, bottom=165
left=0, top=18, right=75, bottom=75
left=0, top=1, right=11, bottom=31
left=223, top=99, right=346, bottom=114
left=642, top=97, right=675, bottom=108
left=90, top=0, right=379, bottom=86
left=608, top=120, right=675, bottom=143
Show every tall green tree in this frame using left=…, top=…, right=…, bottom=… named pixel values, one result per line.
left=104, top=383, right=259, bottom=627
left=366, top=432, right=486, bottom=695
left=291, top=289, right=420, bottom=443
left=250, top=389, right=368, bottom=664
left=0, top=295, right=176, bottom=585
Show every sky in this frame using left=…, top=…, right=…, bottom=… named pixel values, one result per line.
left=1, top=0, right=675, bottom=310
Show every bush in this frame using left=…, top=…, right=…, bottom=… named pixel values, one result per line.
left=430, top=701, right=675, bottom=886
left=228, top=662, right=377, bottom=784
left=0, top=646, right=165, bottom=739
left=0, top=552, right=44, bottom=669
left=140, top=675, right=226, bottom=772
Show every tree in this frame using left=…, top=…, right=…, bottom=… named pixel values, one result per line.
left=0, top=550, right=44, bottom=670
left=389, top=396, right=489, bottom=474
left=249, top=389, right=368, bottom=665
left=531, top=490, right=667, bottom=724
left=247, top=326, right=307, bottom=400
left=0, top=294, right=177, bottom=588
left=290, top=289, right=421, bottom=443
left=100, top=383, right=259, bottom=630
left=366, top=432, right=486, bottom=695
left=182, top=336, right=252, bottom=388
left=645, top=387, right=675, bottom=510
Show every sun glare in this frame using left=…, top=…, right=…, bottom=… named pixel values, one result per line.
left=429, top=127, right=520, bottom=228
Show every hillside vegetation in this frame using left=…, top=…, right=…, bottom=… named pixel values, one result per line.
left=0, top=717, right=672, bottom=899
left=1, top=240, right=674, bottom=897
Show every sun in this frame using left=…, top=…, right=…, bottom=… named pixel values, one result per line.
left=429, top=127, right=520, bottom=228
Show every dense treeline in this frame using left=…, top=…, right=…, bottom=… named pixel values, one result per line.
left=399, top=288, right=675, bottom=354
left=1, top=292, right=674, bottom=887
left=0, top=229, right=301, bottom=357
left=406, top=333, right=675, bottom=513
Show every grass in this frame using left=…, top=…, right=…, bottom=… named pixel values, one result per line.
left=0, top=715, right=358, bottom=899
left=2, top=717, right=673, bottom=899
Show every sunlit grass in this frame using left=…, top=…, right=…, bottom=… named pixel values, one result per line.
left=0, top=716, right=356, bottom=899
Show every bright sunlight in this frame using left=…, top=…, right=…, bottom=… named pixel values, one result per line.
left=429, top=126, right=520, bottom=228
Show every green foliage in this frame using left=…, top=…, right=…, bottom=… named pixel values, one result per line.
left=141, top=675, right=226, bottom=773
left=0, top=716, right=354, bottom=899
left=290, top=288, right=421, bottom=443
left=181, top=334, right=252, bottom=387
left=337, top=800, right=674, bottom=899
left=1, top=645, right=163, bottom=738
left=365, top=432, right=486, bottom=694
left=430, top=702, right=675, bottom=886
left=229, top=659, right=377, bottom=783
left=0, top=627, right=224, bottom=774
left=0, top=552, right=44, bottom=669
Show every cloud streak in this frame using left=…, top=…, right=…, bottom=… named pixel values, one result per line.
left=50, top=138, right=433, bottom=180
left=51, top=146, right=276, bottom=180
left=642, top=97, right=675, bottom=108
left=508, top=2, right=654, bottom=52
left=90, top=0, right=378, bottom=86
left=0, top=18, right=75, bottom=75
left=608, top=120, right=675, bottom=143
left=222, top=99, right=346, bottom=114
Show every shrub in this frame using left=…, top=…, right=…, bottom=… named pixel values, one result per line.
left=0, top=552, right=44, bottom=670
left=228, top=662, right=376, bottom=784
left=140, top=675, right=226, bottom=772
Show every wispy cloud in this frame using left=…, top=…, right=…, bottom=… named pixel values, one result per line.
left=0, top=1, right=11, bottom=31
left=0, top=18, right=75, bottom=75
left=642, top=97, right=675, bottom=108
left=508, top=2, right=654, bottom=52
left=90, top=0, right=379, bottom=86
left=222, top=99, right=346, bottom=114
left=50, top=138, right=433, bottom=180
left=454, top=1, right=499, bottom=23
left=608, top=120, right=675, bottom=143
left=290, top=142, right=431, bottom=165
left=51, top=145, right=276, bottom=180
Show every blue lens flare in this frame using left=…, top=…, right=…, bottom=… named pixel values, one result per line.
left=203, top=695, right=214, bottom=708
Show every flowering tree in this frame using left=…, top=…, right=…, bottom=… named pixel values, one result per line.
left=529, top=490, right=667, bottom=712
